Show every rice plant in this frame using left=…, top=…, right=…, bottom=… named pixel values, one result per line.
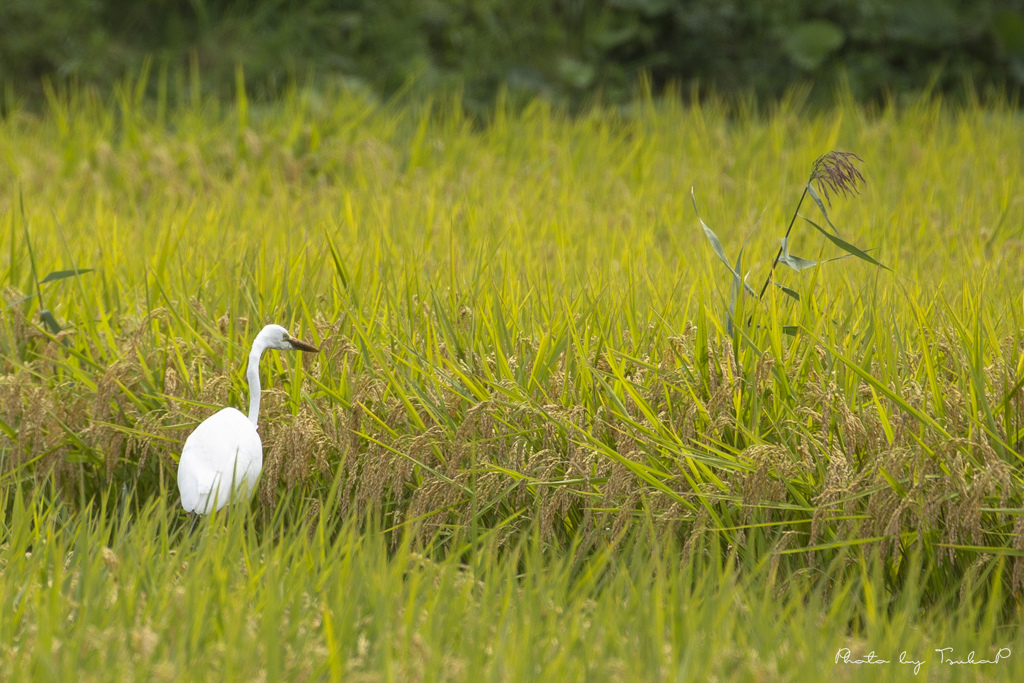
left=2, top=482, right=1022, bottom=680
left=2, top=77, right=1024, bottom=678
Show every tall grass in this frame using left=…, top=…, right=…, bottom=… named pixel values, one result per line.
left=2, top=484, right=1022, bottom=681
left=2, top=78, right=1024, bottom=671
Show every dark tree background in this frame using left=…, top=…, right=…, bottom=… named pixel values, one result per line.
left=2, top=0, right=1024, bottom=106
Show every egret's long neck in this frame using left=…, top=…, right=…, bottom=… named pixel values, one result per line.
left=246, top=343, right=265, bottom=427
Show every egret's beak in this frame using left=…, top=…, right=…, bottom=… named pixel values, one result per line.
left=288, top=336, right=320, bottom=353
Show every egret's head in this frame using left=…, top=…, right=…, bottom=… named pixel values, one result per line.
left=257, top=324, right=320, bottom=353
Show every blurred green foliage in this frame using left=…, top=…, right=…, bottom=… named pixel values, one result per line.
left=2, top=0, right=1023, bottom=108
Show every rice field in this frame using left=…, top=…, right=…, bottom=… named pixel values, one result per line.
left=2, top=79, right=1024, bottom=680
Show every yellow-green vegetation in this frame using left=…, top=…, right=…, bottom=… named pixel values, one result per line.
left=2, top=486, right=1021, bottom=681
left=2, top=81, right=1024, bottom=679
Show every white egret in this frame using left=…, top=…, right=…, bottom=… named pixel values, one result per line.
left=177, top=324, right=319, bottom=515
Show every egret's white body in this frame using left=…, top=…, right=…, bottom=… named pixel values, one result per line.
left=177, top=324, right=319, bottom=515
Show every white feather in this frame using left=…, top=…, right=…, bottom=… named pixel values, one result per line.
left=177, top=407, right=262, bottom=514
